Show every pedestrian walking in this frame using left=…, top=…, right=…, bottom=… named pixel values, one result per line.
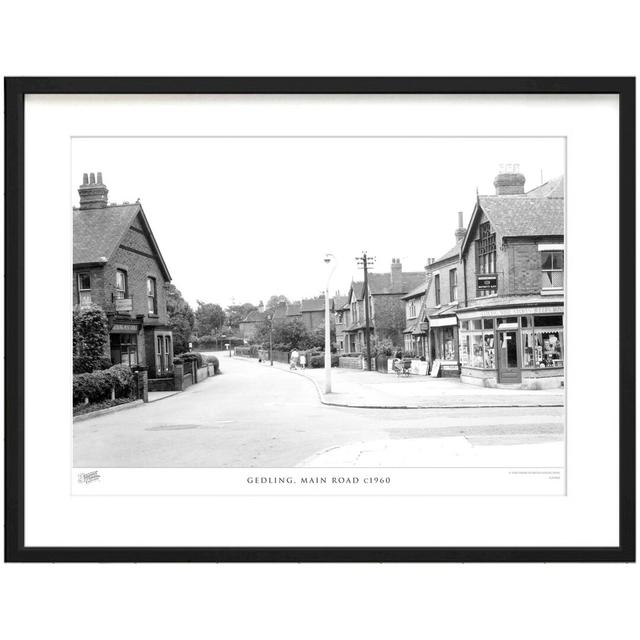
left=290, top=349, right=299, bottom=370
left=299, top=352, right=307, bottom=369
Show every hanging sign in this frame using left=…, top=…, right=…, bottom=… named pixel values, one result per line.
left=477, top=275, right=497, bottom=291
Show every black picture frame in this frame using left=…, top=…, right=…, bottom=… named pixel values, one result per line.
left=4, top=77, right=635, bottom=563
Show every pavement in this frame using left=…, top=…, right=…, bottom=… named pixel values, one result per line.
left=297, top=435, right=563, bottom=467
left=74, top=351, right=564, bottom=468
left=252, top=359, right=564, bottom=409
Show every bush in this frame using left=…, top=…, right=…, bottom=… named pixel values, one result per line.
left=72, top=365, right=135, bottom=405
left=308, top=353, right=340, bottom=368
left=174, top=351, right=208, bottom=368
left=73, top=353, right=113, bottom=374
left=201, top=353, right=220, bottom=373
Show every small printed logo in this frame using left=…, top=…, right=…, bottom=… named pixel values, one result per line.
left=77, top=470, right=101, bottom=484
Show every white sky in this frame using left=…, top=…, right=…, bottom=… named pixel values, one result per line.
left=72, top=137, right=564, bottom=308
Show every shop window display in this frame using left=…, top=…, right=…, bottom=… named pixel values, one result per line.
left=442, top=327, right=456, bottom=360
left=460, top=335, right=469, bottom=365
left=522, top=330, right=563, bottom=368
left=483, top=334, right=495, bottom=368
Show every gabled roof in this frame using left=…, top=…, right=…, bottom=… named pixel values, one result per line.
left=430, top=239, right=462, bottom=267
left=73, top=203, right=171, bottom=280
left=525, top=176, right=564, bottom=198
left=349, top=271, right=426, bottom=300
left=285, top=303, right=302, bottom=316
left=301, top=297, right=326, bottom=312
left=477, top=196, right=564, bottom=236
left=402, top=280, right=429, bottom=300
left=333, top=295, right=349, bottom=309
left=460, top=176, right=565, bottom=256
left=241, top=310, right=267, bottom=323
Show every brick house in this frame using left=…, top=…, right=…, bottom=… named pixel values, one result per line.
left=421, top=212, right=467, bottom=375
left=457, top=167, right=564, bottom=388
left=342, top=259, right=425, bottom=354
left=332, top=294, right=349, bottom=353
left=299, top=297, right=324, bottom=330
left=73, top=172, right=174, bottom=378
left=238, top=302, right=266, bottom=341
left=401, top=279, right=430, bottom=359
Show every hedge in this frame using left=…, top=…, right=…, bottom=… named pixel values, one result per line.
left=73, top=364, right=135, bottom=406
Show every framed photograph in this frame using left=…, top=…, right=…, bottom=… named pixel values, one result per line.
left=4, top=77, right=635, bottom=562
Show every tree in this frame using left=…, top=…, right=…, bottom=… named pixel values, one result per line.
left=265, top=294, right=290, bottom=313
left=164, top=284, right=195, bottom=354
left=254, top=318, right=311, bottom=351
left=195, top=300, right=226, bottom=337
left=226, top=302, right=258, bottom=328
left=308, top=322, right=336, bottom=351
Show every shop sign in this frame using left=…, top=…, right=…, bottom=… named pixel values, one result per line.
left=477, top=275, right=497, bottom=291
left=111, top=323, right=139, bottom=333
left=115, top=298, right=133, bottom=312
left=459, top=305, right=564, bottom=319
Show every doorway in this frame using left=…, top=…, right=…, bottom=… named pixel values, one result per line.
left=497, top=330, right=521, bottom=383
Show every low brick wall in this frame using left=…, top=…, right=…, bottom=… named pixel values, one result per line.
left=338, top=355, right=363, bottom=370
left=148, top=377, right=175, bottom=392
left=196, top=366, right=209, bottom=383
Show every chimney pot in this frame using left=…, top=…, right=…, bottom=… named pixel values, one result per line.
left=78, top=171, right=109, bottom=209
left=493, top=165, right=525, bottom=195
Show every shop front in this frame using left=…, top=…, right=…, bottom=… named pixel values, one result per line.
left=109, top=321, right=142, bottom=367
left=457, top=304, right=564, bottom=389
left=428, top=314, right=460, bottom=377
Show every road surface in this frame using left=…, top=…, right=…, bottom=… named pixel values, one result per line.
left=73, top=352, right=564, bottom=468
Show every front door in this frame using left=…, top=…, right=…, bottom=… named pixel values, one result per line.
left=497, top=330, right=521, bottom=383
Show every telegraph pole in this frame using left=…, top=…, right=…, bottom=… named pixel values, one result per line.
left=356, top=252, right=375, bottom=371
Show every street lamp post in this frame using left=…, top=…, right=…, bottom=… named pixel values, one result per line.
left=268, top=315, right=273, bottom=366
left=323, top=253, right=337, bottom=393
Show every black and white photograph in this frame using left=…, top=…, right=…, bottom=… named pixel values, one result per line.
left=6, top=78, right=632, bottom=564
left=71, top=136, right=566, bottom=489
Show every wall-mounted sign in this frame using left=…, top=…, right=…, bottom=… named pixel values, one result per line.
left=477, top=275, right=497, bottom=291
left=110, top=323, right=139, bottom=333
left=115, top=298, right=133, bottom=312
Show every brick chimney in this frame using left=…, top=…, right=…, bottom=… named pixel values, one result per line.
left=390, top=258, right=403, bottom=290
left=78, top=172, right=109, bottom=209
left=494, top=163, right=525, bottom=195
left=454, top=211, right=466, bottom=242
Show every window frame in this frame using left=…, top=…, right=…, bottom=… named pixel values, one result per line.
left=449, top=268, right=457, bottom=302
left=540, top=249, right=564, bottom=291
left=77, top=272, right=91, bottom=306
left=115, top=269, right=128, bottom=300
left=147, top=276, right=158, bottom=315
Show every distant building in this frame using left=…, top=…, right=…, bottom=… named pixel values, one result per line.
left=401, top=279, right=430, bottom=359
left=300, top=296, right=327, bottom=331
left=238, top=301, right=266, bottom=341
left=342, top=259, right=425, bottom=353
left=332, top=294, right=349, bottom=353
left=72, top=172, right=174, bottom=378
left=457, top=167, right=564, bottom=388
